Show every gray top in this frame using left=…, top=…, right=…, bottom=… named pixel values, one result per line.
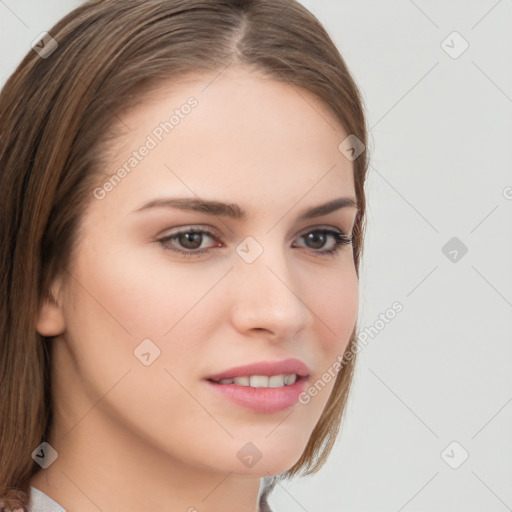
left=28, top=487, right=66, bottom=512
left=28, top=479, right=275, bottom=511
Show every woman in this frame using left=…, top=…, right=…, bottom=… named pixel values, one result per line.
left=0, top=1, right=368, bottom=510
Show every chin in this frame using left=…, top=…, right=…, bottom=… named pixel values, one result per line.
left=224, top=435, right=308, bottom=476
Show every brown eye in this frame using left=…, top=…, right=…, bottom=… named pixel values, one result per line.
left=176, top=232, right=204, bottom=250
left=159, top=228, right=219, bottom=257
left=303, top=231, right=328, bottom=250
left=158, top=226, right=351, bottom=259
left=294, top=229, right=352, bottom=256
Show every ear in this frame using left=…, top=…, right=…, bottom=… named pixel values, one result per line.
left=36, top=276, right=66, bottom=337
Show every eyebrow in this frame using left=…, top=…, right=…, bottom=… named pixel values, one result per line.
left=132, top=196, right=358, bottom=222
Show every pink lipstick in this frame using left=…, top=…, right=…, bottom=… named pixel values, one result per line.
left=205, top=358, right=310, bottom=413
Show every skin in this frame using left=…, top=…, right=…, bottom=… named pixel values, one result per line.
left=31, top=65, right=359, bottom=512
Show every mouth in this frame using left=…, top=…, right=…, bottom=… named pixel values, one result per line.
left=204, top=358, right=310, bottom=413
left=207, top=373, right=303, bottom=387
left=205, top=357, right=310, bottom=382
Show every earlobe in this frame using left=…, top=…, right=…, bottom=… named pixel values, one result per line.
left=36, top=280, right=66, bottom=337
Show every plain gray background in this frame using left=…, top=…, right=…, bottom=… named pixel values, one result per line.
left=1, top=1, right=511, bottom=511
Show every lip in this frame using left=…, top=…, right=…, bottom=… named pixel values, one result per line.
left=205, top=358, right=310, bottom=381
left=205, top=377, right=308, bottom=413
left=204, top=358, right=310, bottom=413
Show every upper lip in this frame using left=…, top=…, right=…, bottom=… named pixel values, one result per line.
left=206, top=358, right=310, bottom=381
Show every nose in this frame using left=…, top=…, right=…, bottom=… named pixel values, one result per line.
left=229, top=243, right=313, bottom=341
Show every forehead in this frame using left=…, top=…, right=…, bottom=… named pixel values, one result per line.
left=93, top=66, right=355, bottom=217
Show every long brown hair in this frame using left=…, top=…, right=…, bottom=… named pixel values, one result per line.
left=0, top=0, right=368, bottom=508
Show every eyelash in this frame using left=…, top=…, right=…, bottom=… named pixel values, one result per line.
left=158, top=226, right=352, bottom=258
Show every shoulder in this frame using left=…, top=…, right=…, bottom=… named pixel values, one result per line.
left=28, top=487, right=66, bottom=512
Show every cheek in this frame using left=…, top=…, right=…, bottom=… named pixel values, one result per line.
left=311, top=263, right=359, bottom=354
left=290, top=266, right=358, bottom=426
left=62, top=240, right=231, bottom=394
left=60, top=247, right=227, bottom=457
left=68, top=238, right=222, bottom=339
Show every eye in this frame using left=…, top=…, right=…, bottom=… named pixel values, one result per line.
left=158, top=227, right=352, bottom=258
left=158, top=227, right=219, bottom=257
left=293, top=228, right=352, bottom=256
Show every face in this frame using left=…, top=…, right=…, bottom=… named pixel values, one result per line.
left=40, top=66, right=359, bottom=477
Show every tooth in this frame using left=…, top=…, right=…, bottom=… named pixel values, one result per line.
left=249, top=375, right=269, bottom=388
left=233, top=376, right=250, bottom=386
left=217, top=374, right=297, bottom=387
left=268, top=375, right=285, bottom=387
left=284, top=374, right=297, bottom=385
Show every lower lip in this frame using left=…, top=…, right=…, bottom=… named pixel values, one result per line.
left=205, top=378, right=308, bottom=413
